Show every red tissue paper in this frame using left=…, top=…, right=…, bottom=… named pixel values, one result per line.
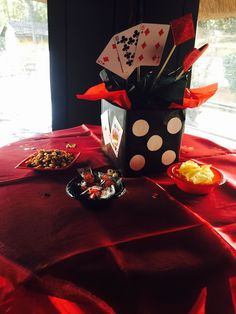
left=77, top=82, right=218, bottom=110
left=76, top=83, right=131, bottom=110
left=170, top=83, right=218, bottom=109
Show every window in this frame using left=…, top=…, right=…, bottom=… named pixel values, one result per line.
left=0, top=0, right=51, bottom=147
left=186, top=17, right=236, bottom=148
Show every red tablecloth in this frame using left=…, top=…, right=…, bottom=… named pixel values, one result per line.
left=0, top=124, right=236, bottom=314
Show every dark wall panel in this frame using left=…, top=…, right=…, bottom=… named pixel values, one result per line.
left=48, top=0, right=67, bottom=130
left=66, top=0, right=116, bottom=128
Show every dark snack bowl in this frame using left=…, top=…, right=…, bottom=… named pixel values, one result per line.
left=66, top=169, right=126, bottom=207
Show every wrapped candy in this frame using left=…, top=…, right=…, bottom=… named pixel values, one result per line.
left=74, top=168, right=125, bottom=201
left=77, top=168, right=95, bottom=184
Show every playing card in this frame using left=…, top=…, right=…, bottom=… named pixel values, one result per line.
left=96, top=36, right=124, bottom=78
left=134, top=23, right=170, bottom=67
left=114, top=24, right=141, bottom=78
left=110, top=116, right=123, bottom=157
left=101, top=110, right=111, bottom=145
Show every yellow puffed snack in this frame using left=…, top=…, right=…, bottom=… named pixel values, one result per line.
left=178, top=160, right=214, bottom=184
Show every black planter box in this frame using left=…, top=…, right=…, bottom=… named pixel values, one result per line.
left=101, top=99, right=185, bottom=176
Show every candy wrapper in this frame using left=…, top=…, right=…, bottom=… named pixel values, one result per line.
left=76, top=14, right=218, bottom=176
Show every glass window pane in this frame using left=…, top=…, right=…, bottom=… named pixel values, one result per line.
left=0, top=0, right=51, bottom=147
left=186, top=18, right=236, bottom=148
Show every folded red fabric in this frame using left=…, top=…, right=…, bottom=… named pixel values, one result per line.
left=1, top=125, right=236, bottom=314
left=1, top=275, right=116, bottom=314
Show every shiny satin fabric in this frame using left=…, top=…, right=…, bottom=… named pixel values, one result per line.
left=0, top=125, right=236, bottom=313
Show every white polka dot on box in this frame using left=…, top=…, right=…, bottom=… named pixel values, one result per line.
left=101, top=99, right=185, bottom=176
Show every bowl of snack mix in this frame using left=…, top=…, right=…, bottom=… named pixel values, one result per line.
left=167, top=160, right=226, bottom=194
left=15, top=149, right=80, bottom=171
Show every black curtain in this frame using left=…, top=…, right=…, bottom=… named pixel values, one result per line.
left=48, top=0, right=200, bottom=130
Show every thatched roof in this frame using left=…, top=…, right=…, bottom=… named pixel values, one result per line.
left=199, top=0, right=236, bottom=20
left=33, top=0, right=47, bottom=3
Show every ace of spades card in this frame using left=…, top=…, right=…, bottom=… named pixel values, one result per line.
left=134, top=23, right=170, bottom=67
left=96, top=36, right=124, bottom=79
left=114, top=25, right=141, bottom=78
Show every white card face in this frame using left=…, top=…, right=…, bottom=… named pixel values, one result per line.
left=114, top=24, right=141, bottom=78
left=110, top=116, right=123, bottom=157
left=96, top=36, right=124, bottom=78
left=101, top=110, right=110, bottom=145
left=134, top=23, right=170, bottom=67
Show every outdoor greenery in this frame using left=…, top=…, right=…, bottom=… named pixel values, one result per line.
left=0, top=0, right=47, bottom=22
left=199, top=18, right=236, bottom=36
left=0, top=0, right=47, bottom=49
